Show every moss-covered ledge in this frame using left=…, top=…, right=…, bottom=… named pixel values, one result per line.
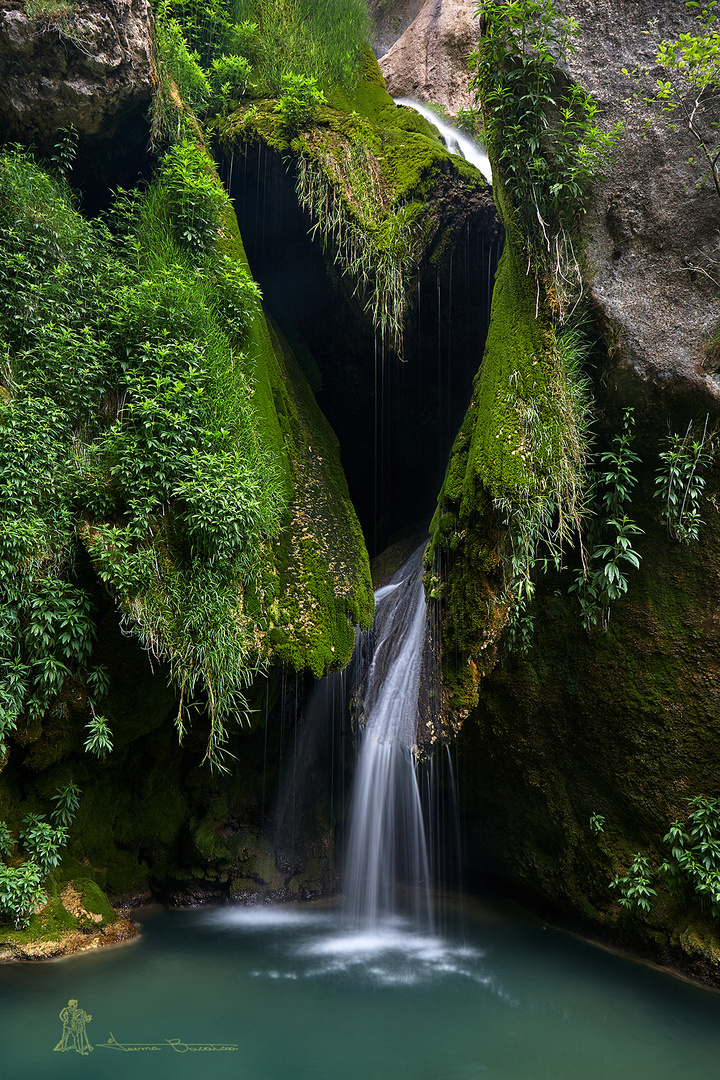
left=0, top=875, right=137, bottom=963
left=215, top=45, right=493, bottom=355
left=217, top=205, right=374, bottom=675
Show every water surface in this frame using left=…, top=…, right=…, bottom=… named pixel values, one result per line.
left=2, top=899, right=720, bottom=1080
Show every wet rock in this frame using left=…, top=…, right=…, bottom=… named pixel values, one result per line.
left=369, top=0, right=424, bottom=59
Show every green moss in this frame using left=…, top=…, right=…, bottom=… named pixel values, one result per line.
left=0, top=883, right=76, bottom=946
left=76, top=878, right=117, bottom=925
left=461, top=241, right=551, bottom=500
left=259, top=319, right=374, bottom=675
left=217, top=47, right=488, bottom=354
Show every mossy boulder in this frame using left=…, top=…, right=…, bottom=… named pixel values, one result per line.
left=429, top=0, right=720, bottom=985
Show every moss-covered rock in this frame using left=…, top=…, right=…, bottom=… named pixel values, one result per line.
left=216, top=203, right=374, bottom=675
left=426, top=0, right=720, bottom=981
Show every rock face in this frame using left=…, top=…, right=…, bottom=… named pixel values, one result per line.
left=0, top=0, right=155, bottom=150
left=421, top=0, right=720, bottom=983
left=370, top=0, right=424, bottom=59
left=564, top=0, right=720, bottom=406
left=377, top=0, right=479, bottom=115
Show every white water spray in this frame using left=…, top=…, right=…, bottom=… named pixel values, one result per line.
left=344, top=544, right=432, bottom=927
left=394, top=98, right=493, bottom=185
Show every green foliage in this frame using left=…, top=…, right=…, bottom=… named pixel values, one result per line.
left=610, top=853, right=657, bottom=915
left=660, top=795, right=720, bottom=918
left=0, top=862, right=46, bottom=930
left=0, top=822, right=13, bottom=860
left=570, top=409, right=643, bottom=631
left=152, top=12, right=211, bottom=145
left=225, top=0, right=370, bottom=95
left=153, top=0, right=369, bottom=134
left=608, top=796, right=720, bottom=923
left=654, top=416, right=716, bottom=543
left=294, top=137, right=418, bottom=355
left=0, top=783, right=80, bottom=929
left=471, top=0, right=621, bottom=298
left=589, top=813, right=606, bottom=835
left=50, top=125, right=78, bottom=179
left=84, top=711, right=113, bottom=758
left=20, top=814, right=67, bottom=876
left=489, top=313, right=595, bottom=653
left=210, top=53, right=252, bottom=110
left=159, top=140, right=229, bottom=254
left=0, top=144, right=286, bottom=768
left=274, top=73, right=326, bottom=133
left=51, top=782, right=82, bottom=828
left=647, top=1, right=720, bottom=201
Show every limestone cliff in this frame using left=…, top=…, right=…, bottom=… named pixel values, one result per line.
left=373, top=0, right=479, bottom=115
left=424, top=0, right=720, bottom=984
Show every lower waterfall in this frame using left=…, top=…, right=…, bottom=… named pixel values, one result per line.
left=343, top=543, right=433, bottom=927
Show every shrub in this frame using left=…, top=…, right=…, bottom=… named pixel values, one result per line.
left=0, top=144, right=285, bottom=767
left=274, top=73, right=326, bottom=133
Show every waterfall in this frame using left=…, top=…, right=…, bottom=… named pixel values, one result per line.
left=393, top=98, right=493, bottom=185
left=344, top=543, right=432, bottom=927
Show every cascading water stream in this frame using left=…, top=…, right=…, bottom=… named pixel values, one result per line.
left=394, top=97, right=493, bottom=185
left=344, top=544, right=433, bottom=928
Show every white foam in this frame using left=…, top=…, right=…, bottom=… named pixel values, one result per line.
left=204, top=906, right=329, bottom=929
left=394, top=98, right=493, bottom=185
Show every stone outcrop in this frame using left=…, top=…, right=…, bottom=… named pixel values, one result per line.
left=416, top=0, right=720, bottom=984
left=0, top=0, right=155, bottom=150
left=564, top=0, right=720, bottom=406
left=370, top=0, right=424, bottom=59
left=377, top=0, right=479, bottom=115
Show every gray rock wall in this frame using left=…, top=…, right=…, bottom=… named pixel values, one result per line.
left=0, top=0, right=154, bottom=149
left=564, top=0, right=720, bottom=406
left=376, top=0, right=479, bottom=114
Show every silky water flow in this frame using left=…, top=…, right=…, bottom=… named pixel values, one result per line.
left=343, top=543, right=433, bottom=927
left=6, top=551, right=720, bottom=1080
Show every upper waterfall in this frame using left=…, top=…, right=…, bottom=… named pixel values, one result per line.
left=394, top=97, right=493, bottom=184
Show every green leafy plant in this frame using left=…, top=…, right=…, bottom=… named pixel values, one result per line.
left=159, top=140, right=228, bottom=255
left=590, top=812, right=606, bottom=835
left=152, top=12, right=211, bottom=145
left=495, top=317, right=595, bottom=654
left=654, top=416, right=716, bottom=543
left=660, top=795, right=720, bottom=918
left=50, top=782, right=82, bottom=829
left=294, top=135, right=419, bottom=355
left=0, top=784, right=80, bottom=930
left=570, top=408, right=643, bottom=630
left=20, top=814, right=67, bottom=876
left=0, top=822, right=13, bottom=860
left=274, top=73, right=326, bottom=133
left=84, top=711, right=114, bottom=759
left=0, top=144, right=285, bottom=769
left=210, top=53, right=251, bottom=102
left=0, top=862, right=47, bottom=930
left=650, top=1, right=720, bottom=202
left=610, top=853, right=657, bottom=915
left=50, top=125, right=78, bottom=179
left=471, top=0, right=621, bottom=301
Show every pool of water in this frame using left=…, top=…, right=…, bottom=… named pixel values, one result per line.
left=2, top=899, right=720, bottom=1080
